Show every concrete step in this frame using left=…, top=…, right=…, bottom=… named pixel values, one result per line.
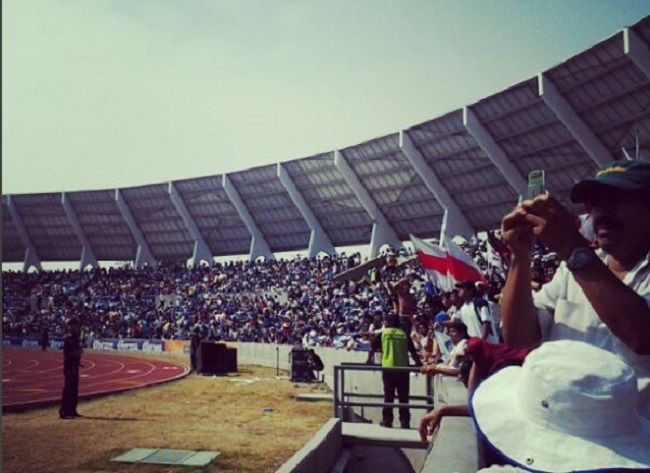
left=341, top=422, right=429, bottom=450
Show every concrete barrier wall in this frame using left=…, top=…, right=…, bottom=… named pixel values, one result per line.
left=421, top=377, right=481, bottom=473
left=275, top=418, right=342, bottom=473
left=235, top=343, right=480, bottom=473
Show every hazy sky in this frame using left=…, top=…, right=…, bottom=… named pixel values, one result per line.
left=3, top=0, right=650, bottom=195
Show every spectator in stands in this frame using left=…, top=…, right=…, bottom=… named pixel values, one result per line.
left=500, top=159, right=650, bottom=419
left=419, top=334, right=529, bottom=441
left=369, top=314, right=421, bottom=429
left=393, top=278, right=417, bottom=335
left=59, top=318, right=83, bottom=420
left=447, top=281, right=498, bottom=344
left=421, top=321, right=470, bottom=379
left=390, top=277, right=425, bottom=364
left=471, top=340, right=650, bottom=472
left=446, top=288, right=460, bottom=317
left=428, top=292, right=455, bottom=363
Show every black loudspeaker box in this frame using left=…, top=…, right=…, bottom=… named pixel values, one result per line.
left=197, top=342, right=227, bottom=375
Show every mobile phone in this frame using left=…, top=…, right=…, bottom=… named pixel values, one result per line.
left=527, top=170, right=546, bottom=199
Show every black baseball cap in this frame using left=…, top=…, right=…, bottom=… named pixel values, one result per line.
left=571, top=160, right=650, bottom=203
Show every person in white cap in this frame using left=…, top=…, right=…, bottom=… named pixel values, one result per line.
left=471, top=340, right=650, bottom=472
left=500, top=160, right=650, bottom=419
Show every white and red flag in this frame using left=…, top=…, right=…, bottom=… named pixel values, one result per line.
left=410, top=234, right=486, bottom=291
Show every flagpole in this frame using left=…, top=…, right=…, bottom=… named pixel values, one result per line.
left=439, top=209, right=448, bottom=247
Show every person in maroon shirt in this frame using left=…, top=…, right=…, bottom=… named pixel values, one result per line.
left=419, top=335, right=529, bottom=441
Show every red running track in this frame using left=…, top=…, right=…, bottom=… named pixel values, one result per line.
left=2, top=347, right=189, bottom=412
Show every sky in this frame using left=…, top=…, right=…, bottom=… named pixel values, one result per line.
left=3, top=0, right=650, bottom=197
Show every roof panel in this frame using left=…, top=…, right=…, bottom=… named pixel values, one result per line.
left=284, top=153, right=372, bottom=247
left=67, top=190, right=136, bottom=261
left=11, top=193, right=82, bottom=261
left=2, top=202, right=26, bottom=263
left=228, top=165, right=310, bottom=251
left=120, top=184, right=194, bottom=261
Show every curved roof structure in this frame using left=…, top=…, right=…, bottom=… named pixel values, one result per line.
left=4, top=15, right=650, bottom=270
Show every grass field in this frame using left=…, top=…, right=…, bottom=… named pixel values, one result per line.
left=2, top=357, right=333, bottom=473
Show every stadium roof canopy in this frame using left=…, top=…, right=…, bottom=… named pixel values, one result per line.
left=4, top=15, right=650, bottom=271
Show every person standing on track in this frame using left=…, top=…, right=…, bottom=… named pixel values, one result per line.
left=190, top=326, right=202, bottom=373
left=59, top=318, right=83, bottom=420
left=40, top=325, right=49, bottom=351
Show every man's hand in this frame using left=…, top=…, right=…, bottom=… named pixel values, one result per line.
left=501, top=205, right=535, bottom=258
left=502, top=195, right=586, bottom=260
left=520, top=194, right=587, bottom=260
left=420, top=364, right=438, bottom=376
left=419, top=408, right=443, bottom=441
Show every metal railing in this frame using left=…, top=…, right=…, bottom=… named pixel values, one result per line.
left=333, top=362, right=434, bottom=419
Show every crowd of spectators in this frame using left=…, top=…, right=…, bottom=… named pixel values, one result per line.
left=2, top=236, right=561, bottom=349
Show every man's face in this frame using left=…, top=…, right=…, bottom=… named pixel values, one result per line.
left=585, top=190, right=650, bottom=255
left=448, top=327, right=463, bottom=344
left=458, top=287, right=473, bottom=302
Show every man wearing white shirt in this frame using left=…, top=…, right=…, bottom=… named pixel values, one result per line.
left=500, top=160, right=650, bottom=419
left=450, top=281, right=499, bottom=344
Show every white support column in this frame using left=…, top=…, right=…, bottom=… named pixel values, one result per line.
left=222, top=174, right=274, bottom=261
left=400, top=130, right=474, bottom=239
left=334, top=150, right=402, bottom=258
left=168, top=182, right=213, bottom=267
left=624, top=27, right=650, bottom=80
left=537, top=74, right=612, bottom=168
left=62, top=192, right=98, bottom=271
left=277, top=163, right=336, bottom=258
left=115, top=189, right=157, bottom=268
left=463, top=107, right=529, bottom=196
left=6, top=195, right=42, bottom=272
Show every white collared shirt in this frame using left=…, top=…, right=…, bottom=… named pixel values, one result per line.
left=533, top=250, right=650, bottom=419
left=453, top=300, right=499, bottom=344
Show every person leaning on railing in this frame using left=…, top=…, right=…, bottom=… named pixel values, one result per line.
left=418, top=335, right=529, bottom=441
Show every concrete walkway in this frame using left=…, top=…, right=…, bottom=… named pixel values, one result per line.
left=342, top=422, right=429, bottom=450
left=342, top=445, right=416, bottom=473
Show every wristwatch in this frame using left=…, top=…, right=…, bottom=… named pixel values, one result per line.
left=566, top=247, right=598, bottom=272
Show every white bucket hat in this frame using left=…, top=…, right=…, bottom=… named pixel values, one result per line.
left=470, top=340, right=650, bottom=472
